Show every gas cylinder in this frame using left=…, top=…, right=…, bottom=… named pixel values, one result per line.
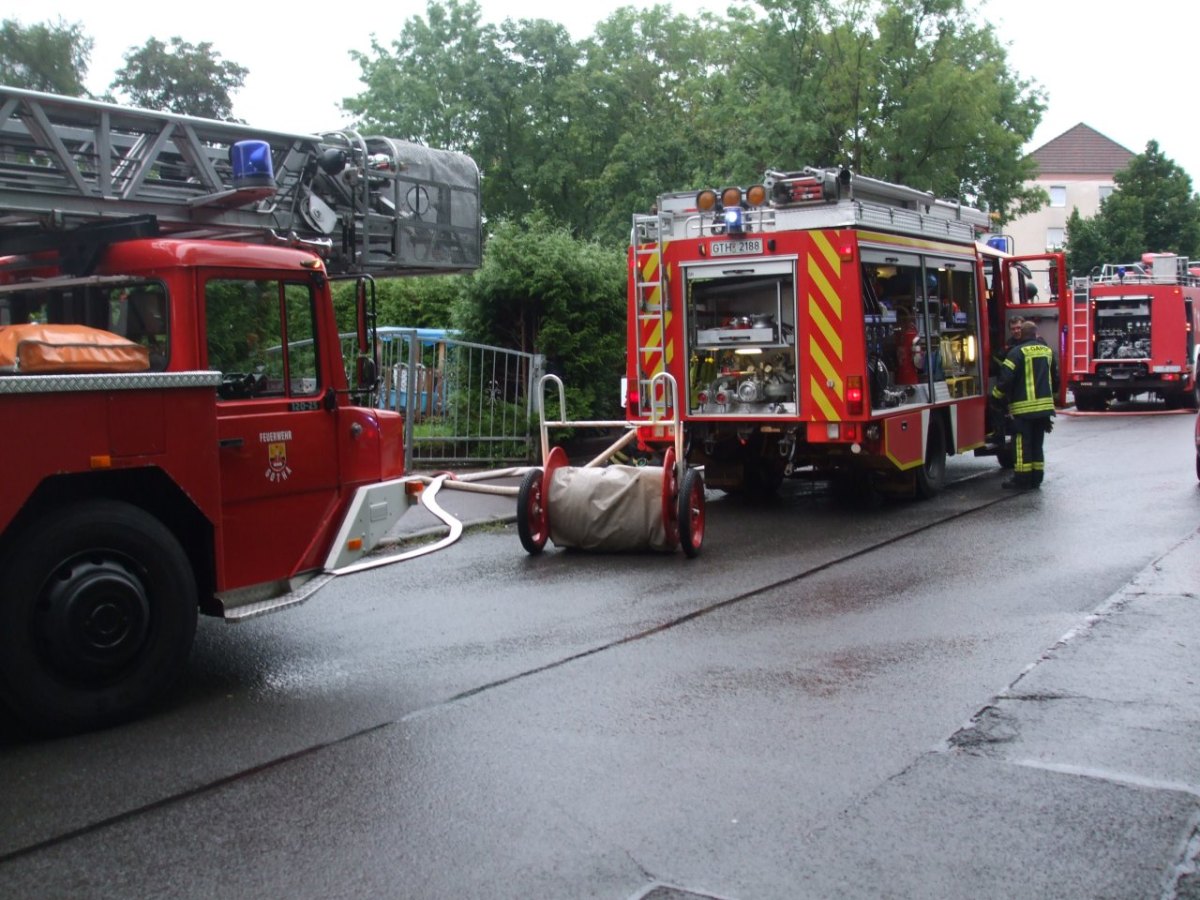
left=895, top=318, right=919, bottom=384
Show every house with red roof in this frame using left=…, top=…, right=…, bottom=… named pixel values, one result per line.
left=1005, top=123, right=1135, bottom=256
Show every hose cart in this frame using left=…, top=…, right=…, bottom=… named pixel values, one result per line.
left=517, top=374, right=704, bottom=557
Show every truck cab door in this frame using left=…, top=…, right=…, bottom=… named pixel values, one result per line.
left=1002, top=253, right=1070, bottom=406
left=204, top=273, right=343, bottom=590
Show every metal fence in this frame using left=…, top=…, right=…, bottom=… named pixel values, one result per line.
left=343, top=327, right=543, bottom=471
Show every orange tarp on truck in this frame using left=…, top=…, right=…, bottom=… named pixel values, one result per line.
left=0, top=324, right=149, bottom=373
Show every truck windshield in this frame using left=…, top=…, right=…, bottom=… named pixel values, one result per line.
left=204, top=278, right=320, bottom=399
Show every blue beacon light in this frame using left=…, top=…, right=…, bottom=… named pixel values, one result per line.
left=723, top=205, right=745, bottom=234
left=230, top=140, right=275, bottom=189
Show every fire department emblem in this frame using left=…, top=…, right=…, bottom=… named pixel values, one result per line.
left=266, top=441, right=292, bottom=482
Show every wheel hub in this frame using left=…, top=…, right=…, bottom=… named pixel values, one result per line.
left=36, top=555, right=151, bottom=680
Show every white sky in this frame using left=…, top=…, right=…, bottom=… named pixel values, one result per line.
left=13, top=0, right=1200, bottom=185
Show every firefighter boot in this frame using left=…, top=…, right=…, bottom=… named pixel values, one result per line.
left=1002, top=473, right=1034, bottom=490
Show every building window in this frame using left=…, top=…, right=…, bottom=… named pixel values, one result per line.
left=1049, top=186, right=1067, bottom=207
left=1099, top=185, right=1114, bottom=201
left=1046, top=227, right=1065, bottom=250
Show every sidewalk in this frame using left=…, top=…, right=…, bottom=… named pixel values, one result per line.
left=802, top=528, right=1200, bottom=899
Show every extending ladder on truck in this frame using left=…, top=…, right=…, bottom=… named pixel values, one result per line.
left=0, top=87, right=481, bottom=277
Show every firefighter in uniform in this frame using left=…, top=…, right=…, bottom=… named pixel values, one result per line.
left=992, top=320, right=1057, bottom=489
left=986, top=315, right=1026, bottom=448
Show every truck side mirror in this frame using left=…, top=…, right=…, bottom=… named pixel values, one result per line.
left=358, top=354, right=378, bottom=390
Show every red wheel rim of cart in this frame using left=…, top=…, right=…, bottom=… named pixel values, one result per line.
left=661, top=446, right=680, bottom=549
left=541, top=445, right=569, bottom=540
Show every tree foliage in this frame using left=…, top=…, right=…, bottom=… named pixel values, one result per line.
left=0, top=18, right=92, bottom=95
left=347, top=0, right=1048, bottom=240
left=331, top=276, right=466, bottom=332
left=1066, top=141, right=1200, bottom=276
left=109, top=37, right=247, bottom=119
left=453, top=215, right=626, bottom=418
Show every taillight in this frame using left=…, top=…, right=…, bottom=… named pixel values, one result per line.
left=847, top=375, right=864, bottom=415
left=715, top=390, right=729, bottom=405
left=698, top=390, right=709, bottom=404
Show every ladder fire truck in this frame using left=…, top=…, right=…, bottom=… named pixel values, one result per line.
left=1066, top=254, right=1200, bottom=411
left=0, top=87, right=482, bottom=733
left=627, top=166, right=1068, bottom=495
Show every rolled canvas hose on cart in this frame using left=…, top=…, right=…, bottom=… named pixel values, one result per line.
left=517, top=374, right=705, bottom=557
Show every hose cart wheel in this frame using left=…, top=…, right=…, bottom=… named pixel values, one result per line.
left=516, top=467, right=548, bottom=554
left=676, top=466, right=705, bottom=558
left=517, top=446, right=568, bottom=554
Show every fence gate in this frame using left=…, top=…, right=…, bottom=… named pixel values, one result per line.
left=350, top=327, right=543, bottom=471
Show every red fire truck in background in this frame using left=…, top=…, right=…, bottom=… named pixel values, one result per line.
left=1066, top=253, right=1200, bottom=411
left=626, top=166, right=1068, bottom=495
left=0, top=88, right=481, bottom=733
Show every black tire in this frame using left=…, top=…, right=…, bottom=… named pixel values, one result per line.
left=1073, top=389, right=1103, bottom=412
left=1181, top=383, right=1198, bottom=411
left=743, top=457, right=785, bottom=499
left=676, top=468, right=705, bottom=558
left=0, top=500, right=197, bottom=735
left=914, top=416, right=947, bottom=499
left=516, top=468, right=548, bottom=554
left=830, top=469, right=881, bottom=507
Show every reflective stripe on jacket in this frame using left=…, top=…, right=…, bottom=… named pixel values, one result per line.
left=991, top=339, right=1056, bottom=416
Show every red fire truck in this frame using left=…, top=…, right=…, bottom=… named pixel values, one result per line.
left=1066, top=254, right=1200, bottom=411
left=0, top=88, right=481, bottom=733
left=626, top=166, right=1068, bottom=495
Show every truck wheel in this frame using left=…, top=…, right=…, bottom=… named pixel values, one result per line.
left=0, top=500, right=197, bottom=735
left=743, top=458, right=785, bottom=498
left=914, top=416, right=947, bottom=499
left=1073, top=390, right=1102, bottom=412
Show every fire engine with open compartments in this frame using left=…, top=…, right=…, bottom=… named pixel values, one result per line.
left=0, top=87, right=481, bottom=734
left=1066, top=253, right=1200, bottom=411
left=626, top=166, right=1068, bottom=495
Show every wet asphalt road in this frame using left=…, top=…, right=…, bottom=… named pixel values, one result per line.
left=1, top=408, right=1198, bottom=899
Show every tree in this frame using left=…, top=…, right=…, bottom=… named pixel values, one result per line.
left=1063, top=208, right=1105, bottom=278
left=346, top=0, right=1047, bottom=241
left=1065, top=141, right=1200, bottom=276
left=348, top=0, right=590, bottom=228
left=567, top=6, right=727, bottom=241
left=722, top=0, right=1046, bottom=220
left=0, top=18, right=92, bottom=95
left=453, top=215, right=626, bottom=418
left=331, top=276, right=466, bottom=332
left=347, top=0, right=498, bottom=151
left=109, top=37, right=247, bottom=119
